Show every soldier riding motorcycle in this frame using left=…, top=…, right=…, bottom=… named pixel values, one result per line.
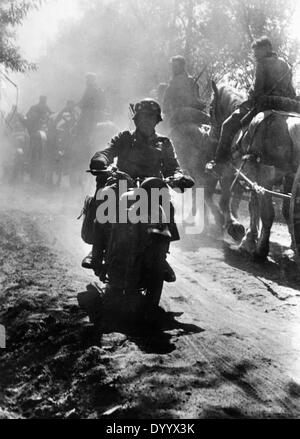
left=80, top=99, right=194, bottom=314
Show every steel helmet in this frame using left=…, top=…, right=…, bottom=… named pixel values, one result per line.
left=132, top=98, right=163, bottom=122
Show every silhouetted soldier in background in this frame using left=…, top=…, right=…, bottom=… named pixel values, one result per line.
left=26, top=95, right=52, bottom=135
left=163, top=56, right=206, bottom=122
left=163, top=56, right=208, bottom=128
left=77, top=73, right=106, bottom=141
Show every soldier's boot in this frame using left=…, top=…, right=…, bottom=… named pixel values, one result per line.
left=81, top=231, right=105, bottom=270
left=82, top=219, right=106, bottom=270
left=81, top=244, right=103, bottom=270
left=82, top=250, right=94, bottom=269
left=163, top=260, right=176, bottom=283
left=163, top=240, right=176, bottom=283
left=82, top=244, right=104, bottom=270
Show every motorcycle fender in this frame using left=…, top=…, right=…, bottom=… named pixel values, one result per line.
left=147, top=226, right=172, bottom=239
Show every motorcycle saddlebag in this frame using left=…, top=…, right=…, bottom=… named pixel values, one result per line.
left=79, top=196, right=97, bottom=245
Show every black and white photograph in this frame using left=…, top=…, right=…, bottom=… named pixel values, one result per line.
left=1, top=0, right=300, bottom=422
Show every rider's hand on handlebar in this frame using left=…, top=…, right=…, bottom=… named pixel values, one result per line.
left=169, top=174, right=195, bottom=192
left=179, top=175, right=195, bottom=188
left=90, top=158, right=106, bottom=171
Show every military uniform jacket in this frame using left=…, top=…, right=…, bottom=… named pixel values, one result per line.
left=250, top=52, right=296, bottom=101
left=163, top=72, right=205, bottom=115
left=91, top=130, right=182, bottom=179
left=26, top=103, right=52, bottom=133
left=79, top=85, right=106, bottom=117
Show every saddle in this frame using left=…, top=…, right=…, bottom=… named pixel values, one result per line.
left=234, top=102, right=300, bottom=156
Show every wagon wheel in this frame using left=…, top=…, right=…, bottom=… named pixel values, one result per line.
left=289, top=165, right=300, bottom=259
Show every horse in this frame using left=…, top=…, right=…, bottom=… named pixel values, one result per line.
left=45, top=112, right=80, bottom=187
left=211, top=81, right=300, bottom=260
left=168, top=108, right=226, bottom=232
left=239, top=111, right=300, bottom=260
left=209, top=81, right=249, bottom=240
left=169, top=86, right=246, bottom=236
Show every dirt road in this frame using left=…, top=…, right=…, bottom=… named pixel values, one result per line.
left=1, top=185, right=300, bottom=419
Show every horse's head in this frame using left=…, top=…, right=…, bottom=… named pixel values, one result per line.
left=210, top=80, right=245, bottom=135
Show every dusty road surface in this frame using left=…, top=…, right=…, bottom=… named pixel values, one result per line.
left=1, top=184, right=300, bottom=419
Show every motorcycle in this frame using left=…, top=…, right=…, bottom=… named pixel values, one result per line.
left=83, top=166, right=193, bottom=323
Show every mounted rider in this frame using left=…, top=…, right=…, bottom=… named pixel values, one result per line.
left=47, top=100, right=78, bottom=158
left=26, top=95, right=52, bottom=136
left=81, top=98, right=194, bottom=281
left=209, top=36, right=297, bottom=170
left=163, top=55, right=208, bottom=127
left=77, top=72, right=106, bottom=144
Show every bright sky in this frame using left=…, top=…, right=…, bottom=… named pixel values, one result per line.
left=289, top=1, right=300, bottom=83
left=290, top=2, right=300, bottom=43
left=17, top=0, right=84, bottom=60
left=0, top=0, right=85, bottom=112
left=17, top=0, right=300, bottom=58
left=11, top=0, right=300, bottom=92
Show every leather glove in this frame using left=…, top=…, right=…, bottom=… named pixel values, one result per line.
left=175, top=175, right=195, bottom=192
left=90, top=158, right=106, bottom=170
left=179, top=175, right=195, bottom=188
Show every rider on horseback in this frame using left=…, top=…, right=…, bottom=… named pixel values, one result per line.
left=81, top=98, right=194, bottom=282
left=163, top=56, right=207, bottom=127
left=207, top=36, right=297, bottom=172
left=26, top=95, right=52, bottom=136
left=74, top=73, right=107, bottom=157
left=77, top=73, right=106, bottom=133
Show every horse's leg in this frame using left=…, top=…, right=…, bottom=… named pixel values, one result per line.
left=239, top=191, right=259, bottom=255
left=204, top=191, right=224, bottom=231
left=255, top=193, right=274, bottom=261
left=231, top=182, right=244, bottom=219
left=282, top=174, right=295, bottom=253
left=219, top=174, right=245, bottom=242
left=203, top=175, right=225, bottom=233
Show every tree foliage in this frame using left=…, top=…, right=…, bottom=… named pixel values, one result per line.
left=0, top=0, right=42, bottom=72
left=18, top=0, right=300, bottom=111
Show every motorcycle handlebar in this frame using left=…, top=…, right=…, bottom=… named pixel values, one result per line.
left=87, top=169, right=111, bottom=176
left=87, top=168, right=194, bottom=189
left=87, top=169, right=131, bottom=179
